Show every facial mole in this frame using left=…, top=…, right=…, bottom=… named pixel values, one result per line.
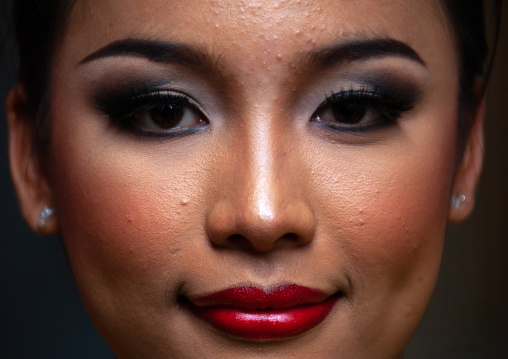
left=181, top=199, right=189, bottom=206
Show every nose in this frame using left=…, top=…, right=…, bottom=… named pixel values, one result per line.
left=206, top=120, right=315, bottom=253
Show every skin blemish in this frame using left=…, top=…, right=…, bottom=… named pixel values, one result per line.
left=170, top=247, right=183, bottom=255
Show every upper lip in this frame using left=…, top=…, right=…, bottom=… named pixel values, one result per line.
left=189, top=284, right=332, bottom=310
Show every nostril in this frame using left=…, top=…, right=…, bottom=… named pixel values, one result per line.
left=279, top=232, right=300, bottom=244
left=275, top=232, right=312, bottom=249
left=215, top=232, right=308, bottom=253
left=221, top=234, right=254, bottom=251
left=281, top=233, right=298, bottom=241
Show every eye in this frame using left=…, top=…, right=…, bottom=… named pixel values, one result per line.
left=311, top=89, right=413, bottom=132
left=129, top=97, right=207, bottom=135
left=96, top=89, right=209, bottom=137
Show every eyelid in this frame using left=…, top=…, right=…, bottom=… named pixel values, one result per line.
left=131, top=91, right=202, bottom=118
left=310, top=85, right=416, bottom=133
left=92, top=85, right=211, bottom=138
left=95, top=86, right=206, bottom=120
left=323, top=83, right=415, bottom=107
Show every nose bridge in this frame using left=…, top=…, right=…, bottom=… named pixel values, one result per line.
left=246, top=116, right=279, bottom=224
left=230, top=110, right=290, bottom=236
left=206, top=109, right=315, bottom=252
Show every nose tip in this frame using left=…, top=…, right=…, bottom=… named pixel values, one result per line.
left=206, top=195, right=315, bottom=253
left=206, top=114, right=315, bottom=253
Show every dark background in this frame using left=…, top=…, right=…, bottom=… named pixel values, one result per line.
left=1, top=3, right=507, bottom=358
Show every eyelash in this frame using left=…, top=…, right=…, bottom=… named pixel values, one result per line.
left=96, top=85, right=414, bottom=137
left=96, top=89, right=208, bottom=137
left=311, top=87, right=414, bottom=132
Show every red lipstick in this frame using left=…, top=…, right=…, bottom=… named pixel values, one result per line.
left=188, top=284, right=339, bottom=340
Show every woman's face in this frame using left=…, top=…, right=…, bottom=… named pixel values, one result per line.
left=43, top=0, right=461, bottom=357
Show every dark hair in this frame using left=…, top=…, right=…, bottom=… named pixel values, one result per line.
left=12, top=0, right=76, bottom=152
left=442, top=0, right=501, bottom=153
left=11, top=0, right=501, bottom=155
left=14, top=0, right=75, bottom=109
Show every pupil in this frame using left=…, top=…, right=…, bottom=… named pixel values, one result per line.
left=333, top=102, right=366, bottom=124
left=150, top=103, right=184, bottom=128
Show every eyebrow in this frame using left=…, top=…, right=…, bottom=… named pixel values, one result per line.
left=303, top=38, right=426, bottom=69
left=79, top=37, right=425, bottom=72
left=79, top=38, right=222, bottom=72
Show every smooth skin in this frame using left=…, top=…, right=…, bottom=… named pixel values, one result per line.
left=7, top=0, right=484, bottom=358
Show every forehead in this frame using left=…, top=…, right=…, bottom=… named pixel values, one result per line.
left=62, top=0, right=450, bottom=67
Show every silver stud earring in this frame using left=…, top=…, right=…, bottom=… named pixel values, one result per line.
left=451, top=194, right=466, bottom=209
left=38, top=205, right=55, bottom=229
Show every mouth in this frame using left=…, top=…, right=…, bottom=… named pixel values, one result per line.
left=184, top=284, right=341, bottom=340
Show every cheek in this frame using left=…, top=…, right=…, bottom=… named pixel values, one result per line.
left=347, top=164, right=449, bottom=277
left=304, top=119, right=457, bottom=346
left=310, top=118, right=457, bottom=294
left=47, top=120, right=212, bottom=300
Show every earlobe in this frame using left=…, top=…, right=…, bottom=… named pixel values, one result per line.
left=7, top=84, right=58, bottom=234
left=448, top=95, right=486, bottom=224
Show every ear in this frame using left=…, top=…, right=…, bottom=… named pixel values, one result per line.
left=448, top=94, right=486, bottom=224
left=7, top=84, right=58, bottom=234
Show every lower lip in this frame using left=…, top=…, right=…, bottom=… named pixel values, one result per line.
left=188, top=287, right=340, bottom=340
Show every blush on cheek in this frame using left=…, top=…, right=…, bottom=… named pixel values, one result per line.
left=349, top=164, right=452, bottom=294
left=338, top=189, right=443, bottom=270
left=312, top=133, right=455, bottom=295
left=49, top=142, right=196, bottom=294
